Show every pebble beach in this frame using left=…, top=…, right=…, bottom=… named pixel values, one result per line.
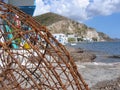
left=66, top=46, right=120, bottom=90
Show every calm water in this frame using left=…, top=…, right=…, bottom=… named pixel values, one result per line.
left=69, top=42, right=120, bottom=63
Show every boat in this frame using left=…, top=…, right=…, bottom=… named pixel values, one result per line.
left=70, top=43, right=77, bottom=46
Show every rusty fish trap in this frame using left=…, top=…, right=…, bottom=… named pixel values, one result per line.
left=0, top=2, right=89, bottom=90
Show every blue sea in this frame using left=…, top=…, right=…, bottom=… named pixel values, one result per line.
left=68, top=42, right=120, bottom=63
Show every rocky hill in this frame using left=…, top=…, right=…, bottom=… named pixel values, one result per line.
left=34, top=12, right=112, bottom=41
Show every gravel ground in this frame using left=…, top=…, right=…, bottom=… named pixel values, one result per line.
left=66, top=46, right=120, bottom=90
left=76, top=62, right=120, bottom=89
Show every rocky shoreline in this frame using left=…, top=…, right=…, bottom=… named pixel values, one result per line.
left=91, top=77, right=120, bottom=90
left=66, top=46, right=96, bottom=62
left=65, top=46, right=120, bottom=90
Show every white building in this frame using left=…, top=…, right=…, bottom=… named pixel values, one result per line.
left=83, top=37, right=93, bottom=42
left=53, top=33, right=67, bottom=45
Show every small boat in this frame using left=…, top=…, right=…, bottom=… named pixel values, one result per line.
left=70, top=43, right=77, bottom=46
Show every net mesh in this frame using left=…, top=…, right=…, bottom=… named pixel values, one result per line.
left=0, top=2, right=89, bottom=90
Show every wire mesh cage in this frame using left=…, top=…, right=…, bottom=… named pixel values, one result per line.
left=0, top=2, right=89, bottom=90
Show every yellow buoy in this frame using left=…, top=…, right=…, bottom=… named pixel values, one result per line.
left=23, top=42, right=30, bottom=49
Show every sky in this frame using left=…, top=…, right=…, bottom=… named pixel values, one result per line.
left=34, top=0, right=120, bottom=38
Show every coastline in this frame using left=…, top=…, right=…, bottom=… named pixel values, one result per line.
left=65, top=45, right=120, bottom=90
left=65, top=46, right=96, bottom=62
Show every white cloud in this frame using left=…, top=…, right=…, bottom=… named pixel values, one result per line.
left=34, top=0, right=120, bottom=21
left=87, top=0, right=120, bottom=17
left=33, top=0, right=50, bottom=16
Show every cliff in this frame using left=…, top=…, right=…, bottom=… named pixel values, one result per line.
left=34, top=12, right=112, bottom=41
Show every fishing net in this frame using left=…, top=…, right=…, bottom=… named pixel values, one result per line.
left=0, top=2, right=89, bottom=90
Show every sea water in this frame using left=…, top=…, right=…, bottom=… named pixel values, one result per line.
left=70, top=42, right=120, bottom=63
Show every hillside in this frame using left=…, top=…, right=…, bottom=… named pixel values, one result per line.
left=34, top=12, right=68, bottom=26
left=98, top=32, right=113, bottom=41
left=34, top=12, right=112, bottom=41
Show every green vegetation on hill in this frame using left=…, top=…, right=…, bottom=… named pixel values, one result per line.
left=33, top=12, right=112, bottom=41
left=34, top=12, right=67, bottom=26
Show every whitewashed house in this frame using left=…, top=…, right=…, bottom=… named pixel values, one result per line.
left=52, top=33, right=67, bottom=45
left=83, top=37, right=93, bottom=42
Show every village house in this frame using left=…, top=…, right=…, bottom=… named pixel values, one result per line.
left=52, top=33, right=67, bottom=45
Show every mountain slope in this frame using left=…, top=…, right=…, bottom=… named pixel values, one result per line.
left=34, top=12, right=68, bottom=26
left=34, top=12, right=112, bottom=41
